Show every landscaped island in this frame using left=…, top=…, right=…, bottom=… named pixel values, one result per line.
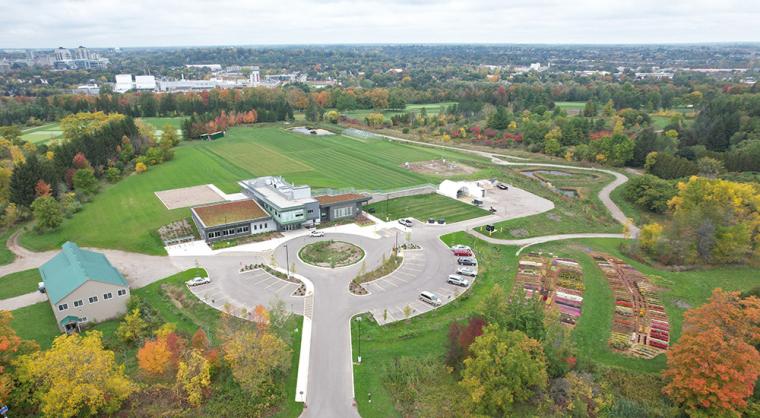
left=299, top=240, right=364, bottom=268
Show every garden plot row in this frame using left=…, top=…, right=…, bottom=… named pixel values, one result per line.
left=593, top=253, right=670, bottom=359
left=514, top=253, right=585, bottom=326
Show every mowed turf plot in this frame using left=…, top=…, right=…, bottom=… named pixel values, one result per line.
left=366, top=193, right=489, bottom=223
left=20, top=125, right=485, bottom=254
left=20, top=123, right=62, bottom=144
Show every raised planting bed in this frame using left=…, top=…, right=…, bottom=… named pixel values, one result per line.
left=299, top=240, right=365, bottom=268
left=513, top=253, right=585, bottom=327
left=593, top=253, right=671, bottom=359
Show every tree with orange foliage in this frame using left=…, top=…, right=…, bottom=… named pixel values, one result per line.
left=1, top=311, right=38, bottom=404
left=663, top=289, right=760, bottom=417
left=253, top=304, right=270, bottom=329
left=137, top=338, right=172, bottom=376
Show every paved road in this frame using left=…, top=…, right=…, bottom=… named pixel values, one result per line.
left=0, top=132, right=639, bottom=417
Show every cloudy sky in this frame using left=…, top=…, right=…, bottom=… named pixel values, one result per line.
left=2, top=0, right=759, bottom=48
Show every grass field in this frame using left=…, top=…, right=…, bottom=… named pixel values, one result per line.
left=20, top=124, right=485, bottom=254
left=342, top=102, right=455, bottom=122
left=351, top=233, right=759, bottom=416
left=0, top=269, right=41, bottom=299
left=140, top=117, right=186, bottom=130
left=554, top=101, right=586, bottom=114
left=20, top=123, right=62, bottom=144
left=366, top=193, right=489, bottom=223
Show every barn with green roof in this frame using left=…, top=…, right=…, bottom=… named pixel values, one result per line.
left=39, top=241, right=130, bottom=332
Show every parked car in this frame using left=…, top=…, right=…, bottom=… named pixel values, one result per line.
left=37, top=282, right=46, bottom=294
left=472, top=199, right=484, bottom=206
left=457, top=257, right=478, bottom=266
left=437, top=218, right=446, bottom=224
left=428, top=218, right=435, bottom=224
left=447, top=274, right=470, bottom=287
left=398, top=218, right=413, bottom=227
left=457, top=267, right=478, bottom=277
left=497, top=183, right=509, bottom=190
left=367, top=207, right=376, bottom=213
left=452, top=248, right=473, bottom=257
left=186, top=276, right=211, bottom=286
left=419, top=291, right=442, bottom=306
left=309, top=229, right=325, bottom=237
left=451, top=244, right=471, bottom=251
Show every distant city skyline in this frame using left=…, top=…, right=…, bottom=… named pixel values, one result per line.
left=1, top=0, right=760, bottom=48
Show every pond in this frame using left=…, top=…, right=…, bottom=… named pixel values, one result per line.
left=558, top=188, right=579, bottom=198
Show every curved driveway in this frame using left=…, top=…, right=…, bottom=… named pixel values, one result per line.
left=0, top=131, right=639, bottom=418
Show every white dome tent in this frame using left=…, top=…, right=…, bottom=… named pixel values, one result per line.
left=437, top=180, right=486, bottom=200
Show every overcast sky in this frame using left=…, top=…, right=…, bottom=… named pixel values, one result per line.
left=2, top=0, right=760, bottom=48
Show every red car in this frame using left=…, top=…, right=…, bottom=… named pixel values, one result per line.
left=452, top=248, right=473, bottom=257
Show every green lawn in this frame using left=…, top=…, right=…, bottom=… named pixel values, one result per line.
left=0, top=269, right=41, bottom=299
left=0, top=227, right=17, bottom=266
left=11, top=301, right=60, bottom=349
left=488, top=166, right=621, bottom=238
left=20, top=124, right=485, bottom=254
left=365, top=193, right=489, bottom=223
left=139, top=116, right=187, bottom=131
left=554, top=101, right=586, bottom=112
left=20, top=123, right=62, bottom=144
left=342, top=102, right=455, bottom=122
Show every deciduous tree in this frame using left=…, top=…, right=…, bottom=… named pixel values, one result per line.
left=14, top=331, right=136, bottom=417
left=663, top=290, right=760, bottom=417
left=176, top=349, right=211, bottom=407
left=460, top=325, right=548, bottom=415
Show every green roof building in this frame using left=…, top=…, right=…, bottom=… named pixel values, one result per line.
left=39, top=242, right=131, bottom=332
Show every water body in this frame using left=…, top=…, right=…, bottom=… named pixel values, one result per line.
left=521, top=169, right=574, bottom=179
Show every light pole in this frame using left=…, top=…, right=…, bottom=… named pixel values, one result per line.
left=285, top=244, right=290, bottom=279
left=356, top=316, right=362, bottom=363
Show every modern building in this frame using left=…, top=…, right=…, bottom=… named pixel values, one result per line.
left=135, top=75, right=157, bottom=90
left=113, top=74, right=157, bottom=92
left=239, top=176, right=321, bottom=231
left=39, top=242, right=130, bottom=333
left=191, top=199, right=274, bottom=243
left=315, top=193, right=372, bottom=223
left=190, top=177, right=371, bottom=243
left=114, top=74, right=135, bottom=93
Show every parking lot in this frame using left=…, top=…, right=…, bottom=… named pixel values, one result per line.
left=188, top=267, right=304, bottom=317
left=361, top=245, right=478, bottom=326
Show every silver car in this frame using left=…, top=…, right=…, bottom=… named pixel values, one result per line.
left=186, top=276, right=211, bottom=286
left=419, top=291, right=442, bottom=306
left=457, top=267, right=477, bottom=277
left=447, top=274, right=470, bottom=287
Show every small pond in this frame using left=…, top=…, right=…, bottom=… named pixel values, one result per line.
left=558, top=188, right=579, bottom=198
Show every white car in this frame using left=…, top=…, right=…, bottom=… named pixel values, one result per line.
left=450, top=244, right=471, bottom=251
left=309, top=229, right=325, bottom=237
left=457, top=267, right=477, bottom=277
left=419, top=291, right=442, bottom=306
left=186, top=276, right=211, bottom=286
left=447, top=274, right=470, bottom=287
left=398, top=218, right=413, bottom=227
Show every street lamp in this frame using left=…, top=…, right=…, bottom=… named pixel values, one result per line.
left=285, top=244, right=290, bottom=279
left=356, top=316, right=362, bottom=363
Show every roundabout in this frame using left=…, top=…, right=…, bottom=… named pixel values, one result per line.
left=298, top=240, right=365, bottom=268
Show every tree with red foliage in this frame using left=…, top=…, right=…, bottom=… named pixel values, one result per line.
left=72, top=152, right=90, bottom=169
left=191, top=328, right=209, bottom=351
left=446, top=316, right=486, bottom=370
left=35, top=179, right=51, bottom=197
left=663, top=289, right=760, bottom=417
